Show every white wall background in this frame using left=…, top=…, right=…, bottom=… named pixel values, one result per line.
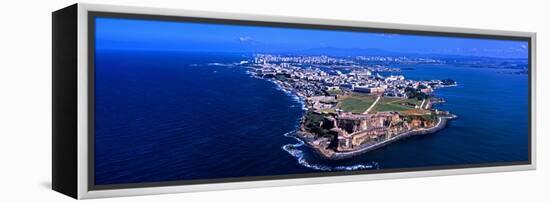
left=0, top=0, right=547, bottom=201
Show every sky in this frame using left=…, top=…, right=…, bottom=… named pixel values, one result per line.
left=95, top=17, right=529, bottom=59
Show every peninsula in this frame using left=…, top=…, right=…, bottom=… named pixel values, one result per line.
left=247, top=54, right=457, bottom=160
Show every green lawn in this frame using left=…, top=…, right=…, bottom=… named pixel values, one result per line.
left=338, top=94, right=424, bottom=114
left=338, top=93, right=377, bottom=113
left=388, top=98, right=422, bottom=106
left=370, top=97, right=420, bottom=113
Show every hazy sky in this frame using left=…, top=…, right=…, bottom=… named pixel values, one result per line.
left=95, top=17, right=529, bottom=58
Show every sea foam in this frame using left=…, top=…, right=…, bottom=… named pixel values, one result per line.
left=281, top=131, right=379, bottom=171
left=250, top=73, right=376, bottom=171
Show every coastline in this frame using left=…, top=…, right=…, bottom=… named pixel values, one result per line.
left=271, top=77, right=457, bottom=160
left=300, top=116, right=454, bottom=160
left=246, top=65, right=457, bottom=161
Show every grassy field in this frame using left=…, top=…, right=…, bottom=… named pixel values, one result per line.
left=370, top=97, right=422, bottom=113
left=337, top=93, right=425, bottom=114
left=338, top=93, right=377, bottom=113
left=387, top=98, right=423, bottom=107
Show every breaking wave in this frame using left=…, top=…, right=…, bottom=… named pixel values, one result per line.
left=248, top=71, right=378, bottom=171
left=281, top=131, right=379, bottom=171
left=270, top=81, right=307, bottom=111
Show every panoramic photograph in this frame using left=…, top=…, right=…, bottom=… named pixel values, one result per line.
left=93, top=17, right=530, bottom=185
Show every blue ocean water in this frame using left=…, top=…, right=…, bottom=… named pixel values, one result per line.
left=94, top=50, right=529, bottom=185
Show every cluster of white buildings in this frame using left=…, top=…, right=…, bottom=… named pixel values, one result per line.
left=355, top=55, right=444, bottom=64
left=254, top=54, right=354, bottom=65
left=250, top=55, right=456, bottom=100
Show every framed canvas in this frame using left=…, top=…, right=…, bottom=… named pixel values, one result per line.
left=52, top=3, right=536, bottom=199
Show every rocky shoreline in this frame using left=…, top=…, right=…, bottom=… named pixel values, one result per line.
left=268, top=76, right=457, bottom=160
left=299, top=115, right=456, bottom=160
left=244, top=62, right=458, bottom=160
